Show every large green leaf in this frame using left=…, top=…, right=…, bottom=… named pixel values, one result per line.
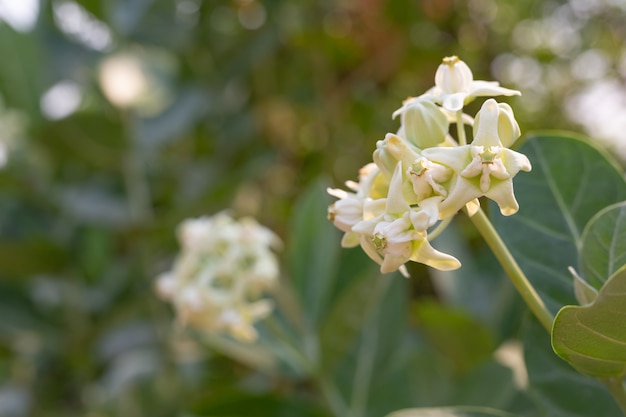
left=552, top=264, right=626, bottom=378
left=318, top=252, right=381, bottom=373
left=287, top=180, right=341, bottom=327
left=491, top=133, right=626, bottom=314
left=523, top=316, right=623, bottom=417
left=580, top=201, right=626, bottom=290
left=413, top=301, right=494, bottom=375
left=386, top=406, right=521, bottom=417
left=330, top=277, right=415, bottom=417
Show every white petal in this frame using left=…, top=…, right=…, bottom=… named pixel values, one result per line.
left=470, top=81, right=521, bottom=97
left=485, top=180, right=519, bottom=216
left=385, top=162, right=410, bottom=216
left=409, top=237, right=461, bottom=271
left=341, top=232, right=361, bottom=248
left=502, top=148, right=532, bottom=174
left=442, top=92, right=467, bottom=112
left=422, top=146, right=472, bottom=172
left=380, top=252, right=410, bottom=274
left=438, top=176, right=483, bottom=219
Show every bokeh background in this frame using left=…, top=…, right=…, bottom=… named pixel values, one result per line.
left=0, top=0, right=625, bottom=416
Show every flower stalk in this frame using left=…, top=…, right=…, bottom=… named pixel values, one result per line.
left=468, top=207, right=554, bottom=332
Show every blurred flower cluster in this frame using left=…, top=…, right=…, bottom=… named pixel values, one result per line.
left=156, top=212, right=281, bottom=342
left=328, top=56, right=531, bottom=276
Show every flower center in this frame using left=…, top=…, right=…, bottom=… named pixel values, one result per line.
left=372, top=233, right=387, bottom=251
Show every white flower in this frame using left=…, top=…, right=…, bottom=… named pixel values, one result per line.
left=155, top=213, right=281, bottom=343
left=407, top=157, right=452, bottom=200
left=328, top=163, right=383, bottom=247
left=352, top=162, right=461, bottom=275
left=422, top=99, right=531, bottom=218
left=424, top=56, right=521, bottom=112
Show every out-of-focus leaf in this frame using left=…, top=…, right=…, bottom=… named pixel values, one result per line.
left=0, top=25, right=43, bottom=117
left=523, top=316, right=622, bottom=417
left=137, top=87, right=211, bottom=148
left=413, top=301, right=494, bottom=374
left=552, top=265, right=626, bottom=378
left=331, top=276, right=414, bottom=417
left=491, top=133, right=626, bottom=314
left=56, top=185, right=132, bottom=228
left=286, top=180, right=340, bottom=326
left=430, top=218, right=525, bottom=344
left=579, top=201, right=626, bottom=289
left=189, top=390, right=331, bottom=417
left=0, top=239, right=66, bottom=278
left=105, top=0, right=156, bottom=36
left=318, top=249, right=380, bottom=372
left=386, top=406, right=521, bottom=417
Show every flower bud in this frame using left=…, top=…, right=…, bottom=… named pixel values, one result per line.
left=435, top=56, right=473, bottom=94
left=393, top=97, right=448, bottom=149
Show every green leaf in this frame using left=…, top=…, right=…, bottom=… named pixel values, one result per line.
left=523, top=316, right=623, bottom=417
left=413, top=301, right=495, bottom=375
left=318, top=251, right=380, bottom=372
left=491, top=133, right=626, bottom=314
left=580, top=201, right=626, bottom=289
left=572, top=271, right=598, bottom=305
left=552, top=264, right=626, bottom=378
left=386, top=406, right=521, bottom=417
left=331, top=277, right=414, bottom=417
left=189, top=390, right=331, bottom=417
left=287, top=180, right=341, bottom=326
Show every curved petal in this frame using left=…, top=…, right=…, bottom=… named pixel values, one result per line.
left=438, top=176, right=482, bottom=219
left=386, top=162, right=410, bottom=216
left=485, top=180, right=519, bottom=216
left=409, top=238, right=461, bottom=271
left=422, top=145, right=472, bottom=172
left=410, top=196, right=442, bottom=230
left=386, top=133, right=421, bottom=169
left=341, top=232, right=361, bottom=248
left=359, top=235, right=383, bottom=266
left=470, top=81, right=521, bottom=97
left=442, top=92, right=467, bottom=112
left=380, top=252, right=410, bottom=274
left=502, top=148, right=532, bottom=174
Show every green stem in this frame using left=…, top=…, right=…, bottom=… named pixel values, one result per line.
left=456, top=110, right=467, bottom=146
left=348, top=277, right=391, bottom=417
left=604, top=378, right=626, bottom=416
left=469, top=208, right=554, bottom=332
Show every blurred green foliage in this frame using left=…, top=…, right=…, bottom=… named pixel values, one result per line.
left=1, top=0, right=626, bottom=416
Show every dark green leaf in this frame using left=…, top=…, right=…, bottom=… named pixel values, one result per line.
left=552, top=264, right=626, bottom=378
left=580, top=201, right=626, bottom=289
left=287, top=180, right=340, bottom=326
left=413, top=301, right=495, bottom=374
left=523, top=316, right=622, bottom=417
left=491, top=133, right=626, bottom=314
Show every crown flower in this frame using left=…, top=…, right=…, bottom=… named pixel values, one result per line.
left=423, top=56, right=521, bottom=113
left=328, top=57, right=530, bottom=276
left=156, top=212, right=281, bottom=343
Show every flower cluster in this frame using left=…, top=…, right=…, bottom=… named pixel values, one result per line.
left=156, top=212, right=281, bottom=342
left=328, top=56, right=531, bottom=277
